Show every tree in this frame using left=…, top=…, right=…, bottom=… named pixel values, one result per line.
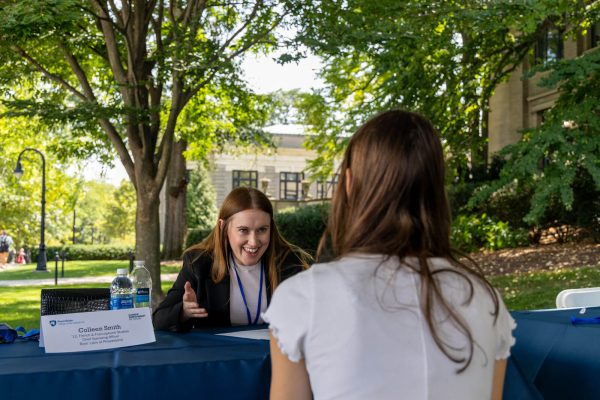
left=186, top=163, right=218, bottom=231
left=292, top=0, right=588, bottom=180
left=0, top=111, right=85, bottom=250
left=103, top=180, right=137, bottom=244
left=163, top=81, right=274, bottom=259
left=0, top=0, right=303, bottom=300
left=162, top=139, right=188, bottom=260
left=471, top=46, right=600, bottom=238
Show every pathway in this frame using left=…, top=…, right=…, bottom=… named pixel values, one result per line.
left=0, top=270, right=178, bottom=287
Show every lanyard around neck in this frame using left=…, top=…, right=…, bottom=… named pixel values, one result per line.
left=231, top=258, right=264, bottom=325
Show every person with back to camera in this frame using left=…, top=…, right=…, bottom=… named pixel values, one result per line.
left=153, top=187, right=312, bottom=330
left=264, top=110, right=516, bottom=400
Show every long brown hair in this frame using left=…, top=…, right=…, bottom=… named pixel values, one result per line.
left=187, top=187, right=310, bottom=293
left=317, top=109, right=499, bottom=372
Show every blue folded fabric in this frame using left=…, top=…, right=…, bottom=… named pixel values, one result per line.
left=570, top=316, right=600, bottom=325
left=0, top=323, right=40, bottom=343
left=0, top=323, right=17, bottom=343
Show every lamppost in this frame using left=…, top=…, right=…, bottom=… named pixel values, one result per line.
left=14, top=148, right=47, bottom=272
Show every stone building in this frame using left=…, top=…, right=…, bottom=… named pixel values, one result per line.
left=204, top=124, right=338, bottom=210
left=488, top=23, right=600, bottom=157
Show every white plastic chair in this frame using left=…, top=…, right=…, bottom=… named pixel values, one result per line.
left=555, top=287, right=600, bottom=308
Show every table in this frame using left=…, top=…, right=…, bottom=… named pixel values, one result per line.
left=505, top=307, right=600, bottom=400
left=0, top=328, right=271, bottom=400
left=2, top=309, right=598, bottom=400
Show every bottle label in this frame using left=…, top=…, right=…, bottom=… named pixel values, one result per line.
left=111, top=296, right=134, bottom=310
left=135, top=288, right=150, bottom=303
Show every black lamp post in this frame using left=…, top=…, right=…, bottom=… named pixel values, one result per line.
left=14, top=148, right=47, bottom=272
left=72, top=208, right=77, bottom=244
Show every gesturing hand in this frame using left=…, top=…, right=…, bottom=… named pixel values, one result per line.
left=180, top=281, right=209, bottom=321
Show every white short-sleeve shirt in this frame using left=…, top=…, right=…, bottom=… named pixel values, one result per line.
left=263, top=254, right=516, bottom=400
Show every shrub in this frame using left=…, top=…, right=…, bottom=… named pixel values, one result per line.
left=184, top=228, right=212, bottom=250
left=31, top=244, right=135, bottom=261
left=275, top=203, right=329, bottom=256
left=451, top=213, right=529, bottom=253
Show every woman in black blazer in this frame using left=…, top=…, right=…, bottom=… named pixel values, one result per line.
left=153, top=187, right=311, bottom=331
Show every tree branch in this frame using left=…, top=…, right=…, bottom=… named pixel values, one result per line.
left=90, top=0, right=128, bottom=87
left=185, top=4, right=286, bottom=100
left=155, top=81, right=183, bottom=189
left=59, top=43, right=98, bottom=101
left=99, top=118, right=136, bottom=188
left=11, top=46, right=87, bottom=101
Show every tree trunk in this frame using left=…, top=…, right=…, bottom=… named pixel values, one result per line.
left=162, top=139, right=188, bottom=260
left=135, top=184, right=163, bottom=305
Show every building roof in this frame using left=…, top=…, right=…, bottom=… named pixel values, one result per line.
left=262, top=124, right=307, bottom=136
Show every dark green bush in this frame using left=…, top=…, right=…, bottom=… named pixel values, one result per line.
left=447, top=181, right=480, bottom=216
left=275, top=203, right=329, bottom=256
left=185, top=228, right=213, bottom=249
left=451, top=213, right=529, bottom=253
left=31, top=244, right=135, bottom=261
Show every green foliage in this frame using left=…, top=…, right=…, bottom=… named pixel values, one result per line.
left=186, top=165, right=218, bottom=231
left=101, top=180, right=136, bottom=244
left=471, top=48, right=600, bottom=236
left=31, top=244, right=135, bottom=261
left=451, top=214, right=529, bottom=253
left=0, top=114, right=89, bottom=247
left=0, top=0, right=306, bottom=292
left=274, top=203, right=329, bottom=255
left=292, top=0, right=581, bottom=179
left=184, top=228, right=213, bottom=250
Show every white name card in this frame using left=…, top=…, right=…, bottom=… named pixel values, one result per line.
left=40, top=308, right=156, bottom=353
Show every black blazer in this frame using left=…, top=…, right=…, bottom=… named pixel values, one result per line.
left=152, top=249, right=306, bottom=331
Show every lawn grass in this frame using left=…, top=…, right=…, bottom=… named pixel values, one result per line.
left=0, top=280, right=175, bottom=330
left=2, top=260, right=599, bottom=331
left=490, top=265, right=600, bottom=311
left=0, top=260, right=181, bottom=280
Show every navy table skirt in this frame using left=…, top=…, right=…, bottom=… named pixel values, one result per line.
left=0, top=328, right=271, bottom=400
left=505, top=307, right=600, bottom=400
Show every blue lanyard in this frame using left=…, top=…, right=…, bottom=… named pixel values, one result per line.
left=231, top=258, right=264, bottom=325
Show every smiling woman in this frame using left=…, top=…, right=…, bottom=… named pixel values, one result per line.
left=224, top=209, right=271, bottom=267
left=152, top=187, right=312, bottom=331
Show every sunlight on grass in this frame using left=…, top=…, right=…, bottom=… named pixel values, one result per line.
left=2, top=259, right=599, bottom=329
left=0, top=260, right=181, bottom=280
left=490, top=266, right=600, bottom=311
left=0, top=280, right=176, bottom=330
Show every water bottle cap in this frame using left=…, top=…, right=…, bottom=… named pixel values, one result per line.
left=134, top=260, right=145, bottom=266
left=117, top=268, right=128, bottom=275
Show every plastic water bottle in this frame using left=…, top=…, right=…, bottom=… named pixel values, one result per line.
left=110, top=268, right=133, bottom=310
left=131, top=260, right=152, bottom=310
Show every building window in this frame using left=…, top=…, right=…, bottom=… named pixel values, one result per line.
left=535, top=26, right=564, bottom=63
left=316, top=174, right=339, bottom=199
left=279, top=172, right=303, bottom=200
left=232, top=170, right=258, bottom=189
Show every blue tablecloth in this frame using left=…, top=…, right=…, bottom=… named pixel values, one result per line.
left=0, top=328, right=271, bottom=400
left=3, top=309, right=599, bottom=400
left=505, top=307, right=600, bottom=400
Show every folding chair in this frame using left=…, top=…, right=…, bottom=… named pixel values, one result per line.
left=555, top=287, right=600, bottom=309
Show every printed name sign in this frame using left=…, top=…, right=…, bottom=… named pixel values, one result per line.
left=40, top=308, right=155, bottom=353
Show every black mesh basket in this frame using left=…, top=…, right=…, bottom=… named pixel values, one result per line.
left=40, top=288, right=111, bottom=316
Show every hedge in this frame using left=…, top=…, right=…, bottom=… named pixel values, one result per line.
left=185, top=204, right=330, bottom=257
left=31, top=244, right=135, bottom=261
left=275, top=203, right=329, bottom=256
left=185, top=228, right=213, bottom=250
